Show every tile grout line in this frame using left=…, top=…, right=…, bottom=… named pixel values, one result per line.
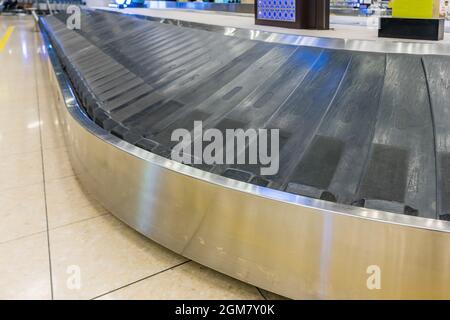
left=0, top=211, right=111, bottom=246
left=49, top=211, right=111, bottom=231
left=33, top=29, right=54, bottom=300
left=91, top=260, right=192, bottom=300
left=0, top=230, right=47, bottom=246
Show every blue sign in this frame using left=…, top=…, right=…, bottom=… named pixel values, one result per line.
left=257, top=0, right=296, bottom=22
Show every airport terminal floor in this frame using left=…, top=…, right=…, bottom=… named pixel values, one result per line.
left=3, top=3, right=450, bottom=301
left=0, top=15, right=283, bottom=300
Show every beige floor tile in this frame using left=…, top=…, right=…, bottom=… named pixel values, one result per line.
left=40, top=109, right=67, bottom=150
left=43, top=105, right=63, bottom=125
left=0, top=127, right=41, bottom=156
left=0, top=233, right=51, bottom=300
left=41, top=127, right=66, bottom=150
left=0, top=150, right=43, bottom=191
left=50, top=215, right=187, bottom=299
left=46, top=176, right=108, bottom=228
left=0, top=183, right=47, bottom=243
left=40, top=98, right=61, bottom=115
left=39, top=102, right=60, bottom=123
left=37, top=90, right=58, bottom=108
left=0, top=82, right=37, bottom=108
left=98, top=261, right=263, bottom=300
left=0, top=107, right=40, bottom=133
left=0, top=79, right=38, bottom=93
left=43, top=146, right=74, bottom=181
left=0, top=82, right=37, bottom=101
left=0, top=99, right=37, bottom=114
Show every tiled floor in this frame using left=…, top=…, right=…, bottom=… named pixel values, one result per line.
left=0, top=16, right=285, bottom=300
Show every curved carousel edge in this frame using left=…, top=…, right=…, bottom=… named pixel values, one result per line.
left=40, top=21, right=450, bottom=300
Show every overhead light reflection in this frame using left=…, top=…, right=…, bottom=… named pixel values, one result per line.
left=22, top=41, right=28, bottom=59
left=224, top=28, right=236, bottom=36
left=27, top=121, right=43, bottom=129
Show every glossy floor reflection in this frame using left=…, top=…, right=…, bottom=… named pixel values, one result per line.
left=0, top=15, right=286, bottom=300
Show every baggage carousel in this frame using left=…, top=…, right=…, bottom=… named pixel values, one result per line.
left=40, top=9, right=450, bottom=299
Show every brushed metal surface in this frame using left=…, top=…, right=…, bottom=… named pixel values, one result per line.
left=97, top=7, right=450, bottom=56
left=40, top=24, right=450, bottom=299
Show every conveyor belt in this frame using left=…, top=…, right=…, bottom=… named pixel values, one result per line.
left=41, top=10, right=450, bottom=220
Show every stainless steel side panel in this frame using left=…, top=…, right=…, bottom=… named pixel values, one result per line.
left=43, top=30, right=450, bottom=300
